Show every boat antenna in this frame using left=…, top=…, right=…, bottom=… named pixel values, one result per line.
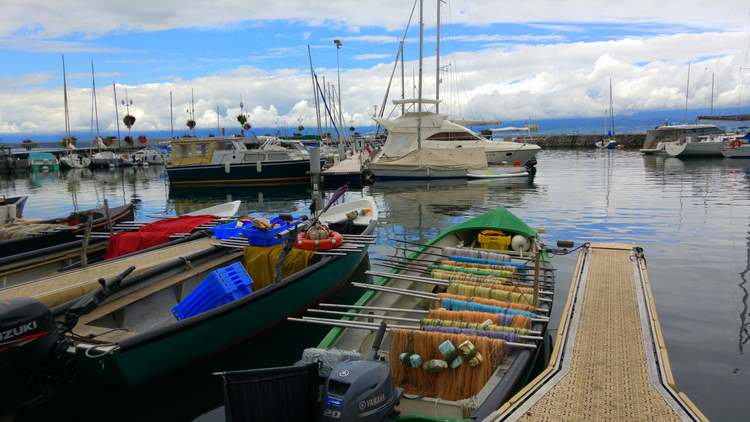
left=435, top=0, right=443, bottom=113
left=170, top=90, right=174, bottom=138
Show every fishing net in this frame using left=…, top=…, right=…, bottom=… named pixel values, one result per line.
left=0, top=223, right=69, bottom=240
left=388, top=329, right=506, bottom=401
left=427, top=308, right=531, bottom=330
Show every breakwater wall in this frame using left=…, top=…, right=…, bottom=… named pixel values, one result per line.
left=522, top=133, right=646, bottom=149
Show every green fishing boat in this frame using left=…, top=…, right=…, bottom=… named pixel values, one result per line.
left=217, top=208, right=562, bottom=422
left=0, top=197, right=379, bottom=408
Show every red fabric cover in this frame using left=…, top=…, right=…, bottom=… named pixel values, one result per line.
left=105, top=215, right=216, bottom=259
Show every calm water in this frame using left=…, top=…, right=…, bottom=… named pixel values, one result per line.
left=4, top=150, right=750, bottom=421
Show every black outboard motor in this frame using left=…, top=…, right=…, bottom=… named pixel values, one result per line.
left=524, top=158, right=538, bottom=177
left=319, top=322, right=403, bottom=422
left=0, top=297, right=65, bottom=408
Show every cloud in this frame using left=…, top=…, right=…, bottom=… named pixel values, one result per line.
left=443, top=34, right=567, bottom=43
left=0, top=30, right=747, bottom=134
left=333, top=35, right=400, bottom=44
left=0, top=0, right=745, bottom=39
left=0, top=37, right=129, bottom=53
left=525, top=23, right=585, bottom=33
left=353, top=53, right=392, bottom=61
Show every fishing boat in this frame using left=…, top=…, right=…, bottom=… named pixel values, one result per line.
left=0, top=195, right=379, bottom=399
left=0, top=201, right=241, bottom=287
left=217, top=208, right=559, bottom=421
left=28, top=152, right=60, bottom=172
left=166, top=137, right=312, bottom=186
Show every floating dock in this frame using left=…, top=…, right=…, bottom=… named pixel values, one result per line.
left=489, top=244, right=707, bottom=421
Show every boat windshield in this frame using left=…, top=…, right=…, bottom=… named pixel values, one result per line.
left=426, top=131, right=481, bottom=141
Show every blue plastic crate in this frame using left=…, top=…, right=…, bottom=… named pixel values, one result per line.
left=242, top=216, right=300, bottom=247
left=210, top=221, right=245, bottom=240
left=172, top=262, right=253, bottom=320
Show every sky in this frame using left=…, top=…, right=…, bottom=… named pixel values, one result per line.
left=0, top=0, right=749, bottom=136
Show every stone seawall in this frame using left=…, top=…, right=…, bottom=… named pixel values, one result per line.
left=520, top=133, right=646, bottom=149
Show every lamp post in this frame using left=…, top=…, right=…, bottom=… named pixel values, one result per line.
left=334, top=39, right=344, bottom=140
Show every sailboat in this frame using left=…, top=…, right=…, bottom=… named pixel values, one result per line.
left=595, top=77, right=618, bottom=149
left=368, top=1, right=528, bottom=180
left=59, top=56, right=92, bottom=169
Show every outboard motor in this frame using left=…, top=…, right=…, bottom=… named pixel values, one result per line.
left=524, top=158, right=538, bottom=177
left=0, top=297, right=65, bottom=407
left=319, top=322, right=403, bottom=422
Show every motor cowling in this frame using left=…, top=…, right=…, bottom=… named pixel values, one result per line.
left=319, top=360, right=402, bottom=422
left=0, top=297, right=63, bottom=408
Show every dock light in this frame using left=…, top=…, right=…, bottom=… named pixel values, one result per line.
left=334, top=39, right=342, bottom=48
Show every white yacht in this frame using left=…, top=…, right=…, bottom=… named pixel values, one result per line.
left=132, top=148, right=166, bottom=166
left=91, top=151, right=124, bottom=168
left=59, top=153, right=91, bottom=169
left=665, top=131, right=729, bottom=157
left=720, top=134, right=750, bottom=158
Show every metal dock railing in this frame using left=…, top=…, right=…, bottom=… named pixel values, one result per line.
left=487, top=244, right=708, bottom=421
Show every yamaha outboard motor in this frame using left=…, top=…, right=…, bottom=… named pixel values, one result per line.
left=319, top=322, right=403, bottom=422
left=0, top=297, right=64, bottom=407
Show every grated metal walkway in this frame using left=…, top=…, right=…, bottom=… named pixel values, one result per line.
left=488, top=244, right=707, bottom=421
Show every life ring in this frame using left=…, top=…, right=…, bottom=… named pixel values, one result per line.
left=730, top=139, right=742, bottom=149
left=296, top=229, right=344, bottom=251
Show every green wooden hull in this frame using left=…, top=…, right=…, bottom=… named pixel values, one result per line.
left=74, top=245, right=369, bottom=388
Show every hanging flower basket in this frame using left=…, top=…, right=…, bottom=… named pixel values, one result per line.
left=21, top=139, right=36, bottom=150
left=123, top=114, right=136, bottom=129
left=243, top=123, right=251, bottom=130
left=103, top=137, right=115, bottom=147
left=349, top=126, right=356, bottom=132
left=187, top=119, right=196, bottom=130
left=60, top=136, right=77, bottom=148
left=124, top=135, right=134, bottom=145
left=237, top=115, right=247, bottom=125
left=138, top=135, right=148, bottom=144
left=297, top=125, right=304, bottom=132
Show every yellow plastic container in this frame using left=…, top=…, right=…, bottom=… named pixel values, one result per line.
left=477, top=230, right=512, bottom=251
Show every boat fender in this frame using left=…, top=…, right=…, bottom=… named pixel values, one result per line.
left=224, top=162, right=230, bottom=174
left=256, top=160, right=262, bottom=172
left=511, top=235, right=531, bottom=252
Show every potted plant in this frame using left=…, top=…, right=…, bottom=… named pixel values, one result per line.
left=138, top=135, right=148, bottom=144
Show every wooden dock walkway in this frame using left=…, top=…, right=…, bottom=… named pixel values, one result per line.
left=0, top=237, right=216, bottom=307
left=488, top=244, right=707, bottom=421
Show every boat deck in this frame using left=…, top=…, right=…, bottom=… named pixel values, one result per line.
left=0, top=237, right=216, bottom=307
left=489, top=244, right=707, bottom=421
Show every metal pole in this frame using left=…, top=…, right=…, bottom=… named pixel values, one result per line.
left=216, top=105, right=220, bottom=134
left=435, top=0, right=441, bottom=113
left=417, top=0, right=423, bottom=151
left=335, top=41, right=344, bottom=139
left=400, top=41, right=405, bottom=115
left=113, top=83, right=121, bottom=149
left=533, top=247, right=541, bottom=307
left=710, top=72, right=715, bottom=114
left=91, top=61, right=100, bottom=137
left=170, top=91, right=174, bottom=138
left=684, top=62, right=691, bottom=122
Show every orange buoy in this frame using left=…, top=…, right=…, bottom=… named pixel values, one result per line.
left=295, top=229, right=344, bottom=251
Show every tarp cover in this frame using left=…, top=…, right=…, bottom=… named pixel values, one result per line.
left=374, top=146, right=487, bottom=171
left=105, top=215, right=215, bottom=259
left=242, top=244, right=314, bottom=290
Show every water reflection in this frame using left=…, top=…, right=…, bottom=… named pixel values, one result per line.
left=740, top=224, right=750, bottom=354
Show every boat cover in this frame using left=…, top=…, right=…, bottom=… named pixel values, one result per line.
left=105, top=215, right=215, bottom=259
left=242, top=244, right=314, bottom=290
left=374, top=146, right=487, bottom=171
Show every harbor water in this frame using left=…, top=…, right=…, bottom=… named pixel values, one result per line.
left=4, top=149, right=750, bottom=421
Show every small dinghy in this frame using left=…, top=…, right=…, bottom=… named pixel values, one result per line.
left=467, top=167, right=529, bottom=179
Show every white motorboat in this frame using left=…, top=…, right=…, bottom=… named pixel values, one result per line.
left=132, top=148, right=166, bottom=166
left=91, top=151, right=124, bottom=168
left=59, top=153, right=91, bottom=169
left=720, top=135, right=750, bottom=158
left=145, top=200, right=242, bottom=219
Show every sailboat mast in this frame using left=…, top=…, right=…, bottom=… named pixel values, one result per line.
left=91, top=61, right=100, bottom=137
left=435, top=0, right=441, bottom=114
left=684, top=62, right=691, bottom=122
left=61, top=55, right=70, bottom=140
left=710, top=72, right=715, bottom=114
left=417, top=0, right=424, bottom=151
left=609, top=77, right=614, bottom=136
left=113, top=83, right=121, bottom=149
left=307, top=44, right=323, bottom=137
left=169, top=91, right=174, bottom=138
left=400, top=41, right=405, bottom=115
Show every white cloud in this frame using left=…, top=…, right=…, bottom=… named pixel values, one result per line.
left=443, top=34, right=567, bottom=43
left=0, top=37, right=129, bottom=53
left=0, top=0, right=745, bottom=39
left=0, top=31, right=747, bottom=134
left=525, top=23, right=586, bottom=33
left=353, top=53, right=392, bottom=61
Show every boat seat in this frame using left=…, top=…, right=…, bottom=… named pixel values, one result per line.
left=72, top=324, right=136, bottom=343
left=76, top=251, right=242, bottom=326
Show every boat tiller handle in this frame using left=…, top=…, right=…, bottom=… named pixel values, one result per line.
left=367, top=321, right=388, bottom=360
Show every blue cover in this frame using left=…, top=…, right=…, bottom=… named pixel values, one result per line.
left=172, top=262, right=253, bottom=320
